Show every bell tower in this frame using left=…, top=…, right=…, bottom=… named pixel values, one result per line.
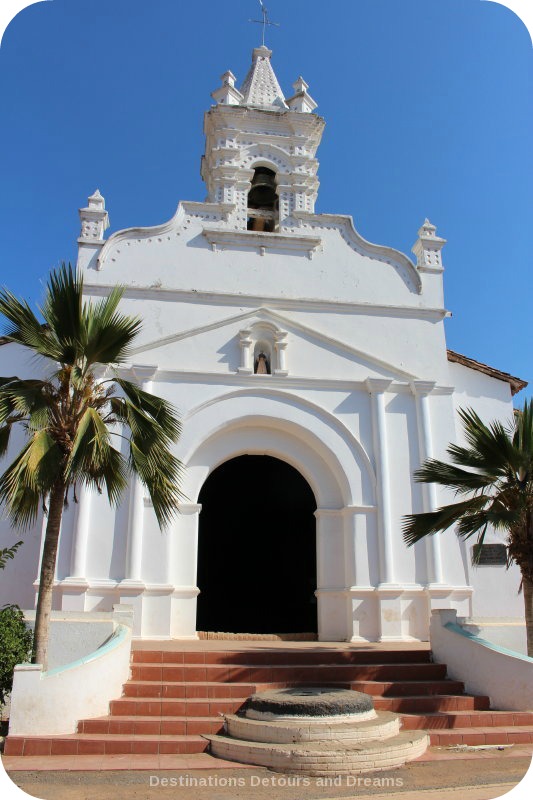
left=201, top=46, right=325, bottom=233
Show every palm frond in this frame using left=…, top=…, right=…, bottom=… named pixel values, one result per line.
left=0, top=377, right=49, bottom=424
left=455, top=407, right=519, bottom=475
left=402, top=495, right=489, bottom=546
left=39, top=263, right=83, bottom=364
left=0, top=289, right=48, bottom=354
left=0, top=540, right=23, bottom=569
left=414, top=458, right=493, bottom=493
left=83, top=446, right=129, bottom=506
left=80, top=288, right=142, bottom=368
left=0, top=431, right=63, bottom=528
left=116, top=378, right=182, bottom=442
left=0, top=424, right=11, bottom=457
left=129, top=440, right=184, bottom=528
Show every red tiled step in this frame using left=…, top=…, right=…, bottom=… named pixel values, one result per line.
left=4, top=734, right=207, bottom=757
left=122, top=680, right=258, bottom=698
left=348, top=680, right=464, bottom=697
left=374, top=694, right=490, bottom=712
left=78, top=715, right=223, bottom=735
left=132, top=649, right=433, bottom=665
left=429, top=727, right=533, bottom=746
left=109, top=696, right=246, bottom=717
left=130, top=663, right=446, bottom=683
left=400, top=710, right=533, bottom=730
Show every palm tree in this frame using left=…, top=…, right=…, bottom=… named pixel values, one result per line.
left=403, top=402, right=533, bottom=657
left=0, top=264, right=183, bottom=669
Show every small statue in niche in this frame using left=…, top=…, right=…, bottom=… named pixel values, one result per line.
left=254, top=351, right=271, bottom=374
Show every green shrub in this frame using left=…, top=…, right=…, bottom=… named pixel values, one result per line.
left=0, top=605, right=33, bottom=707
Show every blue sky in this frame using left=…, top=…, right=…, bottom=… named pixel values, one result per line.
left=0, top=0, right=531, bottom=401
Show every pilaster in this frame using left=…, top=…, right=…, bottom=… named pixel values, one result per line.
left=411, top=380, right=445, bottom=587
left=121, top=365, right=158, bottom=588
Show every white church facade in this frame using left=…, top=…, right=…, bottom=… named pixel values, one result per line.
left=0, top=46, right=527, bottom=642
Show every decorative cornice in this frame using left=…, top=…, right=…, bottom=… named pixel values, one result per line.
left=201, top=227, right=322, bottom=259
left=293, top=211, right=422, bottom=294
left=83, top=281, right=448, bottom=320
left=365, top=379, right=393, bottom=394
left=95, top=202, right=235, bottom=270
left=410, top=380, right=437, bottom=396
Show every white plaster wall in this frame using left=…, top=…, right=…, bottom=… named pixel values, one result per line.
left=460, top=619, right=527, bottom=657
left=23, top=610, right=116, bottom=670
left=430, top=609, right=533, bottom=711
left=449, top=362, right=524, bottom=619
left=9, top=614, right=133, bottom=735
left=86, top=221, right=431, bottom=311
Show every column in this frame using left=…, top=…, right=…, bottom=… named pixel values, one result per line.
left=274, top=331, right=288, bottom=375
left=60, top=483, right=93, bottom=609
left=412, top=381, right=444, bottom=585
left=314, top=508, right=348, bottom=641
left=123, top=365, right=158, bottom=584
left=365, top=379, right=397, bottom=587
left=237, top=329, right=253, bottom=374
left=168, top=503, right=202, bottom=639
left=69, top=484, right=92, bottom=578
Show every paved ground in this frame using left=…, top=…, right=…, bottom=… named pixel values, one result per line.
left=3, top=752, right=532, bottom=800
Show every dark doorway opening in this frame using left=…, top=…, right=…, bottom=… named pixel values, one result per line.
left=196, top=455, right=317, bottom=634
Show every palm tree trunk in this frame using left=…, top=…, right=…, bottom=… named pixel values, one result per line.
left=32, top=480, right=66, bottom=670
left=523, top=573, right=533, bottom=659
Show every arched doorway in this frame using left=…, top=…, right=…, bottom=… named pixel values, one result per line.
left=196, top=455, right=317, bottom=634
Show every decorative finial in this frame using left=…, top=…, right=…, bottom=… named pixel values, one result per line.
left=249, top=1, right=280, bottom=48
left=412, top=218, right=446, bottom=271
left=78, top=190, right=109, bottom=243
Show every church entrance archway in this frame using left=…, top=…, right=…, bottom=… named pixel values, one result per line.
left=196, top=455, right=317, bottom=635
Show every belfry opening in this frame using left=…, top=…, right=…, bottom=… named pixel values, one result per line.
left=247, top=167, right=278, bottom=232
left=196, top=455, right=317, bottom=636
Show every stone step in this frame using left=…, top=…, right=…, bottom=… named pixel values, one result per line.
left=130, top=663, right=446, bottom=683
left=400, top=710, right=533, bottom=729
left=428, top=726, right=533, bottom=746
left=374, top=694, right=490, bottom=712
left=224, top=710, right=400, bottom=745
left=205, top=729, right=430, bottom=775
left=3, top=734, right=208, bottom=756
left=132, top=649, right=433, bottom=665
left=78, top=715, right=224, bottom=735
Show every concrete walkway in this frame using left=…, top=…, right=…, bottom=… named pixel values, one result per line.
left=2, top=749, right=531, bottom=800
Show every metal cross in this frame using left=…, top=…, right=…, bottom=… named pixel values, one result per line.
left=249, top=0, right=280, bottom=47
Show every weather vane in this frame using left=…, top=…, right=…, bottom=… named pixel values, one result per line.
left=249, top=0, right=280, bottom=48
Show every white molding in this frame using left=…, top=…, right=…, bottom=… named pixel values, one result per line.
left=122, top=367, right=456, bottom=397
left=83, top=282, right=448, bottom=320
left=315, top=505, right=377, bottom=517
left=202, top=227, right=322, bottom=259
left=95, top=201, right=236, bottom=270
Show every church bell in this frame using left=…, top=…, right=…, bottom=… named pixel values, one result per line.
left=248, top=167, right=277, bottom=209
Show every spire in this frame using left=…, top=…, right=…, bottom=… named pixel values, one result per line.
left=239, top=46, right=287, bottom=109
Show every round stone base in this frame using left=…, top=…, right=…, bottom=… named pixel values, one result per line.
left=246, top=687, right=375, bottom=720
